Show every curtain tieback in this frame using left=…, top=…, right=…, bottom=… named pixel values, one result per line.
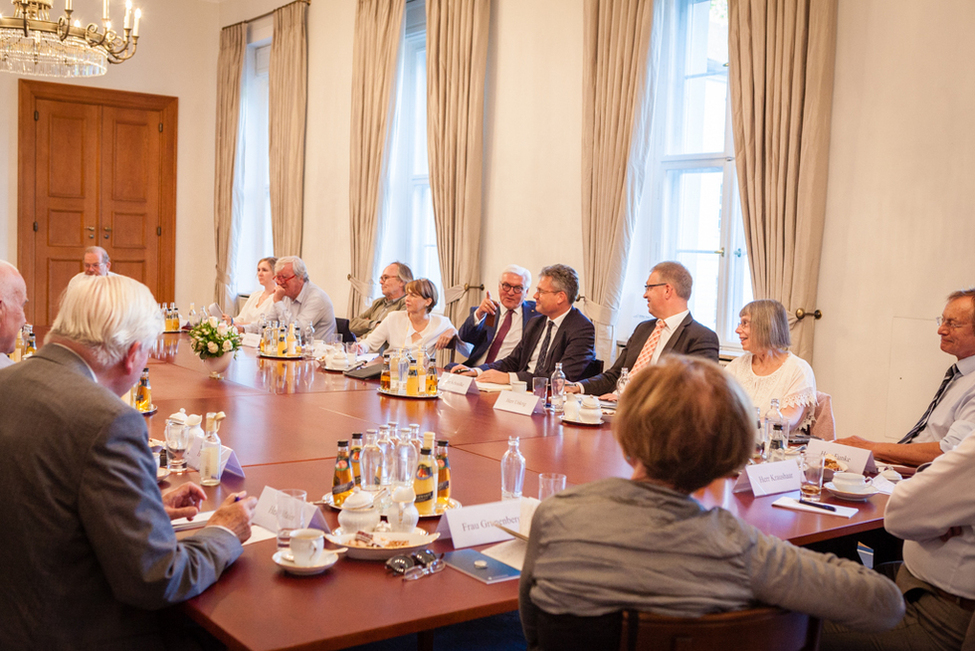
left=443, top=284, right=470, bottom=305
left=215, top=269, right=232, bottom=286
left=581, top=297, right=618, bottom=325
left=347, top=275, right=373, bottom=298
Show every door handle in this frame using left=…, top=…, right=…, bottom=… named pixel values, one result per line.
left=103, top=226, right=112, bottom=231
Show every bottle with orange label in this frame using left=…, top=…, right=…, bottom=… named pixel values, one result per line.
left=350, top=432, right=363, bottom=487
left=331, top=440, right=355, bottom=507
left=436, top=440, right=451, bottom=510
left=413, top=446, right=437, bottom=516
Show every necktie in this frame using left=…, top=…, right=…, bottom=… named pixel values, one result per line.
left=630, top=320, right=666, bottom=375
left=485, top=309, right=513, bottom=364
left=533, top=321, right=555, bottom=375
left=898, top=364, right=961, bottom=444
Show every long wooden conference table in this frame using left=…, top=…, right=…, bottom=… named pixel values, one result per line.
left=145, top=334, right=888, bottom=650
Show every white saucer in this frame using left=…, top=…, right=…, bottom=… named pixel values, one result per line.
left=272, top=550, right=338, bottom=576
left=156, top=466, right=171, bottom=483
left=824, top=482, right=879, bottom=502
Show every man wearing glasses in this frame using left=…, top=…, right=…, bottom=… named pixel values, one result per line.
left=452, top=264, right=595, bottom=383
left=82, top=246, right=116, bottom=277
left=836, top=288, right=975, bottom=466
left=567, top=261, right=718, bottom=399
left=349, top=262, right=413, bottom=338
left=247, top=256, right=336, bottom=340
left=446, top=264, right=538, bottom=367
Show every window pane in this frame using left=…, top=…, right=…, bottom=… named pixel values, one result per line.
left=669, top=0, right=728, bottom=155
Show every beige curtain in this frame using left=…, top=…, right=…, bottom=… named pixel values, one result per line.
left=426, top=0, right=491, bottom=326
left=347, top=0, right=405, bottom=318
left=729, top=0, right=837, bottom=361
left=268, top=1, right=308, bottom=258
left=581, top=0, right=656, bottom=363
left=213, top=24, right=245, bottom=310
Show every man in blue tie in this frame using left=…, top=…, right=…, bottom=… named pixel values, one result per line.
left=836, top=288, right=975, bottom=466
left=452, top=264, right=595, bottom=383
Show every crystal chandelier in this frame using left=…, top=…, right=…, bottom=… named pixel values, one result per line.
left=0, top=0, right=141, bottom=77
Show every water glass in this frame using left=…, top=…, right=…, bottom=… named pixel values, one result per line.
left=164, top=420, right=190, bottom=474
left=538, top=473, right=567, bottom=501
left=276, top=489, right=308, bottom=549
left=801, top=452, right=825, bottom=501
left=532, top=378, right=548, bottom=406
left=345, top=341, right=358, bottom=367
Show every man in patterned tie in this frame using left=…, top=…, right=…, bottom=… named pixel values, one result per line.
left=836, top=288, right=975, bottom=466
left=566, top=261, right=718, bottom=400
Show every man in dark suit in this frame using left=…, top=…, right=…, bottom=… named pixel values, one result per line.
left=446, top=264, right=539, bottom=367
left=453, top=264, right=595, bottom=383
left=0, top=275, right=257, bottom=649
left=568, top=261, right=718, bottom=398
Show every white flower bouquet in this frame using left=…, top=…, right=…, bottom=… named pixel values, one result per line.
left=189, top=316, right=242, bottom=360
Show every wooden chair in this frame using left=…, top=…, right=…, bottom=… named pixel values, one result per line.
left=619, top=606, right=822, bottom=651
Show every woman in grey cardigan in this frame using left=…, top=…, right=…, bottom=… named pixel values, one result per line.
left=519, top=356, right=905, bottom=651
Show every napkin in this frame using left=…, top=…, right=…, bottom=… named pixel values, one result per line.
left=771, top=496, right=858, bottom=518
left=476, top=381, right=511, bottom=392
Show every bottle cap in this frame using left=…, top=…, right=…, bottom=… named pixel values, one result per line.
left=420, top=447, right=432, bottom=454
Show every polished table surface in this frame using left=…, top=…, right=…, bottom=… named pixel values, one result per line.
left=146, top=336, right=887, bottom=650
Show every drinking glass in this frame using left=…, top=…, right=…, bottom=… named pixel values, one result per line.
left=164, top=420, right=190, bottom=474
left=276, top=489, right=308, bottom=549
left=532, top=378, right=548, bottom=406
left=345, top=342, right=358, bottom=367
left=538, top=473, right=567, bottom=501
left=801, top=452, right=825, bottom=501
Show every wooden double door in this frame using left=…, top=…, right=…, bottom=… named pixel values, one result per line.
left=18, top=80, right=178, bottom=326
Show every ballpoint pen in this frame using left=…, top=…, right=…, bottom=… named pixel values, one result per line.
left=799, top=498, right=837, bottom=512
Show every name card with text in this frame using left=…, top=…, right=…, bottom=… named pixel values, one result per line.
left=438, top=499, right=524, bottom=549
left=252, top=486, right=330, bottom=533
left=734, top=459, right=802, bottom=496
left=806, top=439, right=877, bottom=475
left=185, top=438, right=246, bottom=478
left=240, top=333, right=262, bottom=348
left=439, top=373, right=478, bottom=395
left=493, top=390, right=540, bottom=416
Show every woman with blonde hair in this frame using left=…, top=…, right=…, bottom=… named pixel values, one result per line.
left=725, top=299, right=817, bottom=430
left=518, top=356, right=903, bottom=651
left=230, top=257, right=277, bottom=326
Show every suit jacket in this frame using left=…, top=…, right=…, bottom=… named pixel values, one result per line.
left=456, top=300, right=538, bottom=366
left=580, top=313, right=719, bottom=396
left=0, top=345, right=243, bottom=650
left=481, top=306, right=596, bottom=383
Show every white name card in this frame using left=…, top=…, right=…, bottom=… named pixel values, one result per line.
left=439, top=373, right=477, bottom=395
left=437, top=499, right=524, bottom=549
left=240, top=333, right=261, bottom=348
left=252, top=486, right=330, bottom=533
left=734, top=459, right=802, bottom=496
left=185, top=438, right=246, bottom=479
left=493, top=390, right=540, bottom=416
left=806, top=439, right=877, bottom=475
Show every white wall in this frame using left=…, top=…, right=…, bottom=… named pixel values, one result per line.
left=0, top=0, right=220, bottom=306
left=815, top=0, right=975, bottom=440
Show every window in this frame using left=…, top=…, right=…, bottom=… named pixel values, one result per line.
left=618, top=0, right=752, bottom=348
left=376, top=0, right=443, bottom=308
left=233, top=30, right=274, bottom=297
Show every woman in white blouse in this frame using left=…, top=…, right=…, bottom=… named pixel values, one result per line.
left=359, top=278, right=470, bottom=357
left=231, top=257, right=277, bottom=326
left=725, top=299, right=817, bottom=431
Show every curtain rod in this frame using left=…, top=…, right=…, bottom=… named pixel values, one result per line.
left=225, top=0, right=310, bottom=30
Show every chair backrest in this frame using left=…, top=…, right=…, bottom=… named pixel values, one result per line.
left=810, top=391, right=835, bottom=441
left=619, top=607, right=821, bottom=651
left=335, top=317, right=356, bottom=343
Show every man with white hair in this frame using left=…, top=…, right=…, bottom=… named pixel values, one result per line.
left=0, top=275, right=258, bottom=648
left=0, top=261, right=27, bottom=368
left=247, top=255, right=336, bottom=340
left=446, top=264, right=539, bottom=367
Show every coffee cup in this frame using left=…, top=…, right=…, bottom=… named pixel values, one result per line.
left=511, top=380, right=527, bottom=393
left=289, top=528, right=325, bottom=566
left=832, top=472, right=870, bottom=492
